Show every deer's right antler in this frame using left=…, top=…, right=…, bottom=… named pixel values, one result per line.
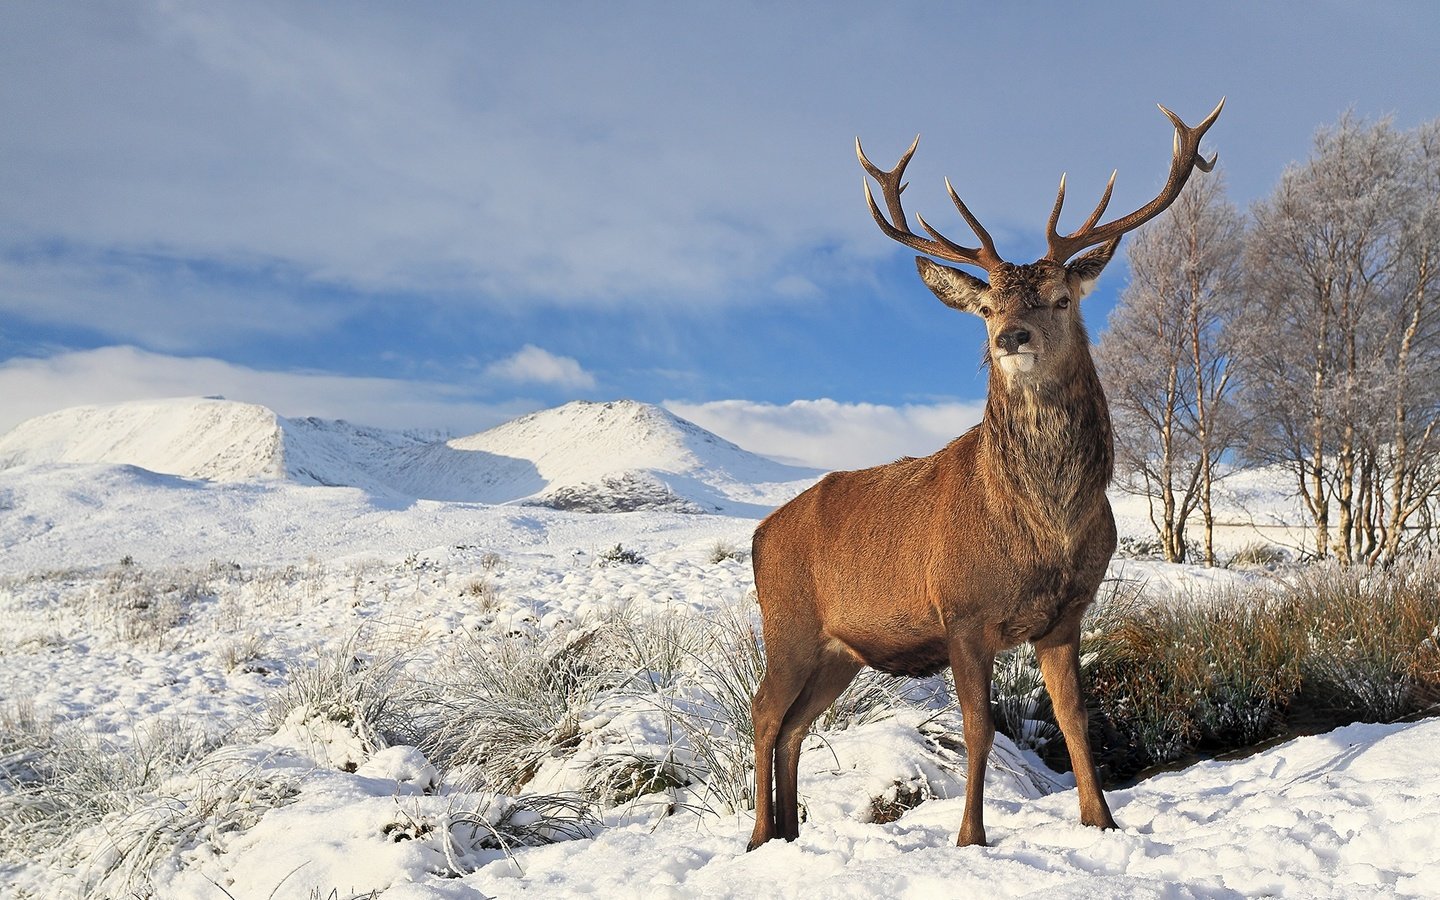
left=857, top=135, right=1007, bottom=273
left=1044, top=98, right=1225, bottom=263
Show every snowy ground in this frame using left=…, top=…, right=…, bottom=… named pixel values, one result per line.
left=464, top=717, right=1440, bottom=899
left=2, top=434, right=1435, bottom=897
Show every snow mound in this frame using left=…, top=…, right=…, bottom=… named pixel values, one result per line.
left=453, top=399, right=820, bottom=513
left=0, top=397, right=820, bottom=515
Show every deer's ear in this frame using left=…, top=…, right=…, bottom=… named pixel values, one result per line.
left=916, top=257, right=990, bottom=314
left=1065, top=238, right=1120, bottom=301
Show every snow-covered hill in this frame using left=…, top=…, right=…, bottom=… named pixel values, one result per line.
left=448, top=399, right=819, bottom=513
left=0, top=397, right=821, bottom=515
left=2, top=397, right=1428, bottom=899
left=0, top=397, right=294, bottom=482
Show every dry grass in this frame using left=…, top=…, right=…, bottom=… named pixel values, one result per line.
left=415, top=625, right=627, bottom=792
left=1078, top=557, right=1440, bottom=781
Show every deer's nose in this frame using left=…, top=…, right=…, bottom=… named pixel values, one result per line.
left=996, top=328, right=1031, bottom=353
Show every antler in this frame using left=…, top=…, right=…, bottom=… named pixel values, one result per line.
left=856, top=135, right=1006, bottom=272
left=1045, top=98, right=1226, bottom=263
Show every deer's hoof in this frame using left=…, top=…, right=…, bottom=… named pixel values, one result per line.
left=957, top=828, right=987, bottom=848
left=1082, top=811, right=1119, bottom=831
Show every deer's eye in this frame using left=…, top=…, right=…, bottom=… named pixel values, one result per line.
left=979, top=306, right=993, bottom=319
left=1056, top=297, right=1071, bottom=310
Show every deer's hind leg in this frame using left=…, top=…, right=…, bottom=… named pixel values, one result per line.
left=747, top=659, right=807, bottom=851
left=771, top=650, right=861, bottom=841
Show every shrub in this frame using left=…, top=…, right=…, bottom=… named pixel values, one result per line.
left=990, top=644, right=1063, bottom=756
left=707, top=541, right=748, bottom=564
left=1228, top=541, right=1292, bottom=569
left=215, top=630, right=269, bottom=674
left=461, top=577, right=498, bottom=610
left=1078, top=557, right=1440, bottom=782
left=584, top=753, right=689, bottom=807
left=415, top=626, right=626, bottom=792
left=660, top=607, right=765, bottom=815
left=596, top=544, right=646, bottom=566
left=606, top=602, right=710, bottom=690
left=868, top=780, right=930, bottom=825
left=442, top=792, right=600, bottom=874
left=263, top=641, right=418, bottom=763
left=1115, top=534, right=1202, bottom=562
left=72, top=749, right=301, bottom=898
left=92, top=565, right=206, bottom=649
left=0, top=713, right=234, bottom=890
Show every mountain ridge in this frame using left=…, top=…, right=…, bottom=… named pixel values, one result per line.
left=0, top=397, right=820, bottom=515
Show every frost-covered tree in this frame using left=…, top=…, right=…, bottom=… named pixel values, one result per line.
left=1241, top=115, right=1440, bottom=562
left=1096, top=173, right=1245, bottom=564
left=1370, top=120, right=1440, bottom=560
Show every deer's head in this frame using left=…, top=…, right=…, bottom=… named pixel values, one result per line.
left=858, top=100, right=1223, bottom=385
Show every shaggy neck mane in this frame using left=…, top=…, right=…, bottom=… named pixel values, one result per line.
left=979, top=346, right=1113, bottom=533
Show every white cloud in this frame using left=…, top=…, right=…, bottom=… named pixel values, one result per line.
left=483, top=345, right=596, bottom=390
left=0, top=251, right=346, bottom=351
left=665, top=398, right=985, bottom=471
left=0, top=347, right=532, bottom=437
left=2, top=2, right=1331, bottom=328
left=0, top=3, right=883, bottom=314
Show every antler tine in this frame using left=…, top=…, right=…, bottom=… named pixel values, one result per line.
left=1045, top=170, right=1115, bottom=257
left=1045, top=98, right=1225, bottom=263
left=1077, top=170, right=1118, bottom=233
left=943, top=177, right=1001, bottom=264
left=857, top=135, right=919, bottom=235
left=857, top=136, right=1006, bottom=272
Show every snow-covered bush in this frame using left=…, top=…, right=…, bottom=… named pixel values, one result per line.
left=0, top=711, right=233, bottom=892
left=1116, top=534, right=1201, bottom=562
left=989, top=644, right=1063, bottom=756
left=596, top=543, right=646, bottom=566
left=415, top=625, right=628, bottom=792
left=1227, top=541, right=1292, bottom=569
left=707, top=540, right=748, bottom=564
left=263, top=641, right=418, bottom=768
left=92, top=563, right=208, bottom=649
left=657, top=606, right=765, bottom=815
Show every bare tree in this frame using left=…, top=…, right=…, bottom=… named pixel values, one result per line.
left=1096, top=173, right=1244, bottom=564
left=1371, top=119, right=1440, bottom=560
left=1241, top=114, right=1440, bottom=563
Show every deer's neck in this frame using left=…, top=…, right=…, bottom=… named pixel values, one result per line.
left=980, top=352, right=1112, bottom=530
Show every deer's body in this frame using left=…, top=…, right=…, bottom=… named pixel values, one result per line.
left=747, top=101, right=1223, bottom=851
left=756, top=347, right=1115, bottom=680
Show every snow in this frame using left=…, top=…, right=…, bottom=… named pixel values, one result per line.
left=0, top=398, right=1433, bottom=898
left=463, top=717, right=1440, bottom=898
left=0, top=397, right=821, bottom=515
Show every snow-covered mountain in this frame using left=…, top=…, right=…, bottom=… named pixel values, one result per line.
left=0, top=397, right=820, bottom=515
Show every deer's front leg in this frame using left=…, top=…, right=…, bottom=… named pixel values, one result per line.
left=1033, top=623, right=1117, bottom=832
left=948, top=637, right=996, bottom=847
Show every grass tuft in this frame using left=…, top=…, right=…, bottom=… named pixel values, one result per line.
left=416, top=626, right=626, bottom=792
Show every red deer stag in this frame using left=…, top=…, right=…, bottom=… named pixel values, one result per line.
left=747, top=100, right=1224, bottom=850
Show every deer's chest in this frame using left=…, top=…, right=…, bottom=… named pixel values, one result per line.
left=946, top=508, right=1114, bottom=650
left=992, top=565, right=1094, bottom=647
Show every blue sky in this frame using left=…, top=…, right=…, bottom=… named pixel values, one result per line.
left=4, top=1, right=1440, bottom=468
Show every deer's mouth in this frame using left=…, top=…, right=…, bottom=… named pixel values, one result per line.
left=995, top=350, right=1038, bottom=374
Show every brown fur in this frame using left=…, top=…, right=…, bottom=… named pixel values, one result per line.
left=747, top=244, right=1122, bottom=851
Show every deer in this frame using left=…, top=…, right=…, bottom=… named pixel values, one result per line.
left=747, top=100, right=1224, bottom=851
